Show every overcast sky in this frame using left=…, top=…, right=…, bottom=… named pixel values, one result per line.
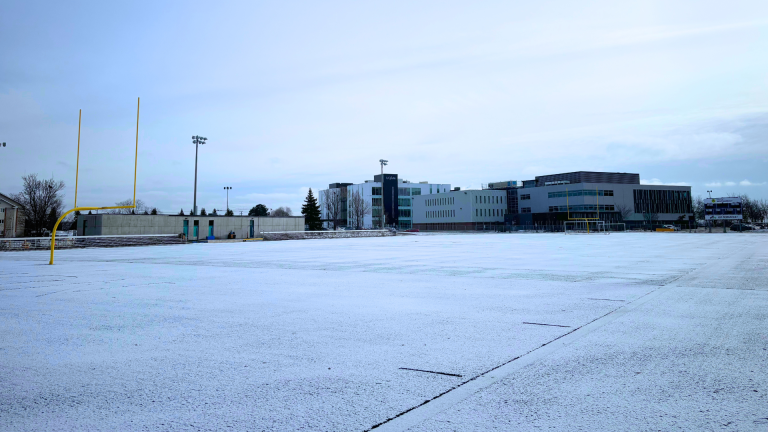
left=2, top=1, right=767, bottom=213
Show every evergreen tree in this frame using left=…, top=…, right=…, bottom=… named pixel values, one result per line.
left=179, top=208, right=185, bottom=215
left=200, top=208, right=207, bottom=215
left=225, top=209, right=234, bottom=216
left=46, top=207, right=60, bottom=231
left=211, top=209, right=218, bottom=216
left=151, top=208, right=158, bottom=215
left=301, top=188, right=322, bottom=230
left=248, top=204, right=268, bottom=216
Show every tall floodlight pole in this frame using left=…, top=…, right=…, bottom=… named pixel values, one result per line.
left=224, top=186, right=232, bottom=212
left=379, top=159, right=388, bottom=229
left=192, top=135, right=207, bottom=215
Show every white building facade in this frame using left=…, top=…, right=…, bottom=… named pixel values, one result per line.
left=320, top=175, right=450, bottom=230
left=0, top=192, right=25, bottom=238
left=412, top=189, right=508, bottom=231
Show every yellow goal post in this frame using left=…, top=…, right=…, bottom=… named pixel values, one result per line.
left=49, top=98, right=141, bottom=264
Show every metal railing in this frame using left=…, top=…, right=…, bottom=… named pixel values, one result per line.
left=0, top=234, right=184, bottom=251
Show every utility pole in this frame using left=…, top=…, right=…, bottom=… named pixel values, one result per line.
left=192, top=136, right=207, bottom=215
left=224, top=186, right=232, bottom=213
left=379, top=159, right=388, bottom=229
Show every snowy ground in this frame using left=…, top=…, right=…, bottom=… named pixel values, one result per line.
left=0, top=233, right=766, bottom=431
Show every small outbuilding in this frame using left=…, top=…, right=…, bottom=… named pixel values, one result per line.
left=77, top=214, right=304, bottom=240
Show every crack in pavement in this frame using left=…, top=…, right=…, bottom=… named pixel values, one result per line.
left=366, top=270, right=696, bottom=431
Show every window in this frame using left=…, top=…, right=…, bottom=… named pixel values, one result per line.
left=476, top=209, right=478, bottom=216
left=399, top=209, right=411, bottom=217
left=398, top=198, right=411, bottom=207
left=521, top=207, right=531, bottom=213
left=411, top=188, right=421, bottom=196
left=399, top=188, right=411, bottom=196
left=372, top=187, right=382, bottom=195
left=372, top=198, right=382, bottom=207
left=520, top=194, right=530, bottom=200
left=604, top=190, right=614, bottom=196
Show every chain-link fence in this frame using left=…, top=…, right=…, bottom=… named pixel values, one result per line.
left=0, top=234, right=184, bottom=251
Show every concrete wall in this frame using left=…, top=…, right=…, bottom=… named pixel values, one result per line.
left=78, top=215, right=305, bottom=239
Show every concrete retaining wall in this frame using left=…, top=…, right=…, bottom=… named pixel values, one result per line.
left=78, top=215, right=305, bottom=240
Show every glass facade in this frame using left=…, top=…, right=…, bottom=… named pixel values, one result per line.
left=633, top=190, right=692, bottom=214
left=549, top=204, right=616, bottom=212
left=548, top=189, right=614, bottom=198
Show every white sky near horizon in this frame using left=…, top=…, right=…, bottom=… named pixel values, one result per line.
left=1, top=1, right=767, bottom=213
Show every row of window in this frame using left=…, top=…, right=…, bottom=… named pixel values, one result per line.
left=521, top=207, right=531, bottom=213
left=398, top=198, right=411, bottom=207
left=547, top=190, right=614, bottom=198
left=475, top=195, right=504, bottom=204
left=427, top=197, right=454, bottom=206
left=427, top=210, right=455, bottom=218
left=397, top=188, right=423, bottom=196
left=399, top=209, right=411, bottom=218
left=548, top=204, right=616, bottom=212
left=520, top=194, right=531, bottom=200
left=475, top=208, right=507, bottom=217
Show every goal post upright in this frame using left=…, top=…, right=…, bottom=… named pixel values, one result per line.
left=49, top=97, right=140, bottom=265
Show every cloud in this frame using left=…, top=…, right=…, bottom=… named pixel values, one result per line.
left=641, top=178, right=689, bottom=186
left=704, top=180, right=766, bottom=187
left=739, top=179, right=767, bottom=186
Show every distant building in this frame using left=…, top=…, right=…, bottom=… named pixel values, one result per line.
left=320, top=175, right=450, bottom=230
left=414, top=171, right=693, bottom=230
left=412, top=189, right=508, bottom=231
left=77, top=214, right=304, bottom=240
left=494, top=171, right=692, bottom=228
left=0, top=193, right=25, bottom=238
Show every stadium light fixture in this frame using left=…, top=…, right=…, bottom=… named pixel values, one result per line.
left=224, top=186, right=232, bottom=213
left=192, top=135, right=208, bottom=215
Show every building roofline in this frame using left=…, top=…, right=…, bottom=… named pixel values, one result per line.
left=0, top=192, right=23, bottom=208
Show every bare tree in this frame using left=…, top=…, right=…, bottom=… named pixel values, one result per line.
left=347, top=190, right=371, bottom=229
left=271, top=206, right=293, bottom=217
left=642, top=210, right=659, bottom=228
left=692, top=195, right=706, bottom=225
left=109, top=198, right=149, bottom=214
left=615, top=204, right=632, bottom=222
left=11, top=174, right=65, bottom=236
left=320, top=188, right=345, bottom=230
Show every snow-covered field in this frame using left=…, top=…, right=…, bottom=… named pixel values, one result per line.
left=1, top=233, right=766, bottom=431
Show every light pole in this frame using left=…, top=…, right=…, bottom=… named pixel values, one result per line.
left=192, top=135, right=207, bottom=215
left=707, top=190, right=713, bottom=232
left=379, top=159, right=388, bottom=229
left=224, top=186, right=232, bottom=213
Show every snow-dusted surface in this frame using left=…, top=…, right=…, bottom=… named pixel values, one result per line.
left=0, top=233, right=766, bottom=431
